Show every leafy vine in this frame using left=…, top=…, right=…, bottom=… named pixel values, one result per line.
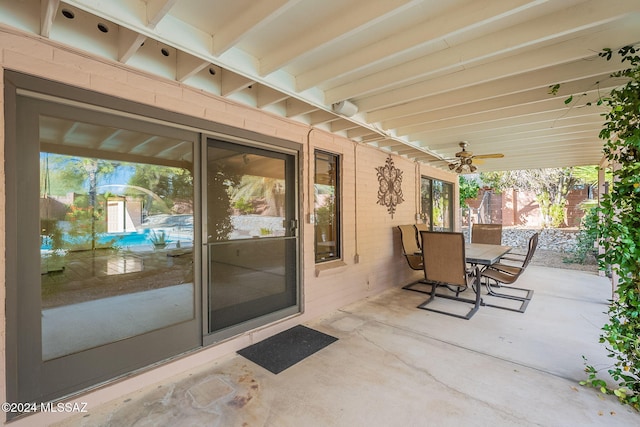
left=579, top=45, right=640, bottom=410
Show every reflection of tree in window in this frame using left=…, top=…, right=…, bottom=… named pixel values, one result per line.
left=41, top=153, right=118, bottom=250
left=207, top=162, right=238, bottom=242
left=314, top=151, right=340, bottom=262
left=231, top=176, right=286, bottom=217
left=420, top=176, right=453, bottom=232
left=127, top=164, right=194, bottom=215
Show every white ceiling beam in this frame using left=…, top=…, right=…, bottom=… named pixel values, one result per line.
left=98, top=129, right=125, bottom=150
left=478, top=135, right=602, bottom=155
left=376, top=139, right=405, bottom=149
left=398, top=101, right=600, bottom=136
left=347, top=128, right=379, bottom=139
left=130, top=136, right=161, bottom=154
left=213, top=0, right=299, bottom=55
left=417, top=115, right=604, bottom=148
left=285, top=99, right=317, bottom=117
left=331, top=120, right=360, bottom=133
left=494, top=151, right=603, bottom=164
left=394, top=145, right=424, bottom=155
left=361, top=135, right=388, bottom=144
left=408, top=110, right=603, bottom=142
left=259, top=0, right=417, bottom=76
left=394, top=87, right=609, bottom=136
left=145, top=0, right=178, bottom=28
left=381, top=81, right=615, bottom=130
left=427, top=127, right=601, bottom=152
left=338, top=16, right=640, bottom=110
left=40, top=0, right=60, bottom=37
left=308, top=110, right=339, bottom=126
left=118, top=27, right=146, bottom=63
left=324, top=0, right=636, bottom=103
left=176, top=51, right=209, bottom=82
left=296, top=0, right=540, bottom=91
left=62, top=121, right=80, bottom=142
left=257, top=85, right=290, bottom=108
left=221, top=70, right=255, bottom=96
left=367, top=59, right=624, bottom=122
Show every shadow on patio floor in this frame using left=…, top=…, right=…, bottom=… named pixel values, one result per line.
left=56, top=265, right=637, bottom=427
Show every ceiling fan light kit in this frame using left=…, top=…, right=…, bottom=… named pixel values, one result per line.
left=447, top=141, right=501, bottom=173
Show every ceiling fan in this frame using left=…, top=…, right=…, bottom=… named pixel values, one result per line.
left=447, top=141, right=504, bottom=173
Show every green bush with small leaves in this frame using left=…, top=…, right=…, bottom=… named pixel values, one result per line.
left=580, top=45, right=640, bottom=411
left=564, top=206, right=599, bottom=265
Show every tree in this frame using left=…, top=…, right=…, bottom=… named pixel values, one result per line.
left=581, top=45, right=640, bottom=410
left=207, top=163, right=238, bottom=241
left=459, top=175, right=480, bottom=208
left=41, top=153, right=117, bottom=250
left=231, top=175, right=286, bottom=217
left=127, top=164, right=193, bottom=213
left=480, top=168, right=577, bottom=227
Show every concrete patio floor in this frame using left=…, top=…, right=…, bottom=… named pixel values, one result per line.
left=55, top=265, right=639, bottom=426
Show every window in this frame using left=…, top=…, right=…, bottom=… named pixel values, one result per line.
left=421, top=176, right=454, bottom=232
left=314, top=151, right=340, bottom=262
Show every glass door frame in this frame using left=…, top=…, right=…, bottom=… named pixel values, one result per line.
left=201, top=135, right=302, bottom=345
left=4, top=72, right=202, bottom=409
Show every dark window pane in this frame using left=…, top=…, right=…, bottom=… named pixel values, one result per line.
left=421, top=176, right=453, bottom=232
left=314, top=151, right=340, bottom=263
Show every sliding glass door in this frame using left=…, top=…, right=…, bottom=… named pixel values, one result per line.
left=5, top=72, right=301, bottom=411
left=9, top=93, right=201, bottom=406
left=205, top=138, right=299, bottom=340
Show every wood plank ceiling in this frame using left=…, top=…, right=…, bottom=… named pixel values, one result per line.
left=1, top=0, right=639, bottom=172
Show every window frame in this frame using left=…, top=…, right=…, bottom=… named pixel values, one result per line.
left=421, top=176, right=454, bottom=232
left=313, top=150, right=341, bottom=263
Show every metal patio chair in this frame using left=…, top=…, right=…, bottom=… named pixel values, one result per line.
left=414, top=223, right=428, bottom=248
left=398, top=225, right=428, bottom=290
left=471, top=223, right=503, bottom=245
left=479, top=232, right=538, bottom=312
left=417, top=231, right=482, bottom=320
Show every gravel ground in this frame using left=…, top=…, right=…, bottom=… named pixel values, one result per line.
left=524, top=248, right=598, bottom=272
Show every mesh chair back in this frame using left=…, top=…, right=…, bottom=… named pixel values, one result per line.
left=414, top=223, right=428, bottom=248
left=398, top=225, right=422, bottom=270
left=471, top=223, right=502, bottom=245
left=421, top=231, right=467, bottom=287
left=521, top=232, right=539, bottom=269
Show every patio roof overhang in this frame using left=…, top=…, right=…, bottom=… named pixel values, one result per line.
left=2, top=0, right=639, bottom=172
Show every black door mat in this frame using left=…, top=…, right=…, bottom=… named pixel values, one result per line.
left=237, top=325, right=338, bottom=374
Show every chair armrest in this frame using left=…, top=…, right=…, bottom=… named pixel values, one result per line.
left=489, top=263, right=522, bottom=275
left=503, top=252, right=525, bottom=258
left=500, top=254, right=525, bottom=262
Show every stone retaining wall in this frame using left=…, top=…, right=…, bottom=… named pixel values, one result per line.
left=463, top=227, right=579, bottom=252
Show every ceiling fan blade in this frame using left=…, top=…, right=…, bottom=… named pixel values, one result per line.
left=473, top=153, right=504, bottom=159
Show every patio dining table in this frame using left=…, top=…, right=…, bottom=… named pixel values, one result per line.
left=415, top=242, right=511, bottom=267
left=464, top=243, right=511, bottom=266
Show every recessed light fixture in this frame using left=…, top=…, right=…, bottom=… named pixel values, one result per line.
left=61, top=9, right=75, bottom=19
left=97, top=23, right=109, bottom=33
left=161, top=48, right=170, bottom=57
left=208, top=68, right=216, bottom=75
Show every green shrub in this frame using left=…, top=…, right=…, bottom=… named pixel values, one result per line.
left=580, top=45, right=640, bottom=411
left=564, top=206, right=598, bottom=264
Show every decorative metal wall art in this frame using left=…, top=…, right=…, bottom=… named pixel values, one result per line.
left=375, top=155, right=404, bottom=218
